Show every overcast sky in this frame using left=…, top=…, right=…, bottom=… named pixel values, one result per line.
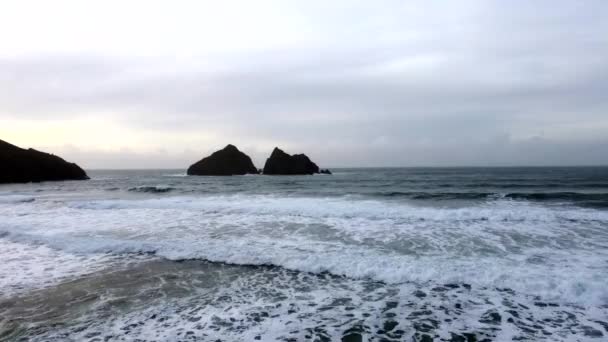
left=1, top=0, right=607, bottom=168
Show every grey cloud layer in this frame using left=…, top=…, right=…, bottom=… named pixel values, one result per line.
left=1, top=0, right=607, bottom=167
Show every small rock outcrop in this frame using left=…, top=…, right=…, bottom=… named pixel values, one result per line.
left=187, top=144, right=258, bottom=176
left=0, top=139, right=89, bottom=184
left=262, top=147, right=322, bottom=175
left=320, top=169, right=332, bottom=175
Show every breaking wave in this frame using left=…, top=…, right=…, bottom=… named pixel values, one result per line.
left=127, top=185, right=175, bottom=193
left=1, top=193, right=607, bottom=306
left=374, top=191, right=608, bottom=207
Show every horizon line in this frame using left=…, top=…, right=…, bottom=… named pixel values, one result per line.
left=85, top=165, right=608, bottom=171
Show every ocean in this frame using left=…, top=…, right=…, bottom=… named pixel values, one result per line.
left=0, top=167, right=607, bottom=341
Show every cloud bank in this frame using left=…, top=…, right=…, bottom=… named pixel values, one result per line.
left=0, top=0, right=607, bottom=168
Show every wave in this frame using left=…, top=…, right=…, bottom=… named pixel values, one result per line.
left=504, top=191, right=608, bottom=201
left=1, top=227, right=606, bottom=307
left=440, top=182, right=608, bottom=189
left=2, top=193, right=608, bottom=306
left=379, top=191, right=491, bottom=200
left=162, top=173, right=187, bottom=177
left=63, top=194, right=608, bottom=222
left=0, top=195, right=36, bottom=204
left=374, top=191, right=608, bottom=206
left=127, top=185, right=175, bottom=193
left=504, top=192, right=608, bottom=208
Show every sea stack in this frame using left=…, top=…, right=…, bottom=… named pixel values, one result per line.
left=0, top=139, right=89, bottom=184
left=187, top=144, right=258, bottom=176
left=263, top=147, right=325, bottom=175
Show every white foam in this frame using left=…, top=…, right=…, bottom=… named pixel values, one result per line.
left=163, top=173, right=187, bottom=177
left=21, top=260, right=608, bottom=342
left=0, top=240, right=126, bottom=297
left=1, top=193, right=607, bottom=306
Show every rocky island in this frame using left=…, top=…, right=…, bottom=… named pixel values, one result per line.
left=187, top=145, right=331, bottom=176
left=0, top=139, right=89, bottom=184
left=187, top=144, right=258, bottom=176
left=263, top=147, right=323, bottom=175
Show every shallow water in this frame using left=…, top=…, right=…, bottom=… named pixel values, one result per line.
left=1, top=167, right=607, bottom=341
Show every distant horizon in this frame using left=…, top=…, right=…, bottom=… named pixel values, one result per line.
left=86, top=165, right=608, bottom=171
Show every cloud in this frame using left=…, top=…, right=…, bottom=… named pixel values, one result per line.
left=0, top=0, right=607, bottom=167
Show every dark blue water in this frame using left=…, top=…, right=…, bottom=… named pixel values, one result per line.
left=89, top=167, right=608, bottom=207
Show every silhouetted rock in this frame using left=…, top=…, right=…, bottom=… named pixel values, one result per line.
left=0, top=139, right=89, bottom=184
left=187, top=144, right=258, bottom=176
left=320, top=169, right=332, bottom=175
left=262, top=147, right=321, bottom=175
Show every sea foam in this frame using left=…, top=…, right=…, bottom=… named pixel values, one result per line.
left=1, top=193, right=607, bottom=306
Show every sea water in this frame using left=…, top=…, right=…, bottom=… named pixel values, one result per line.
left=1, top=167, right=607, bottom=341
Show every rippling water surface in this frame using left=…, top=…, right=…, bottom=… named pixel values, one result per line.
left=1, top=167, right=607, bottom=341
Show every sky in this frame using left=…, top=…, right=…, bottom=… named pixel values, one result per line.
left=1, top=0, right=607, bottom=169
